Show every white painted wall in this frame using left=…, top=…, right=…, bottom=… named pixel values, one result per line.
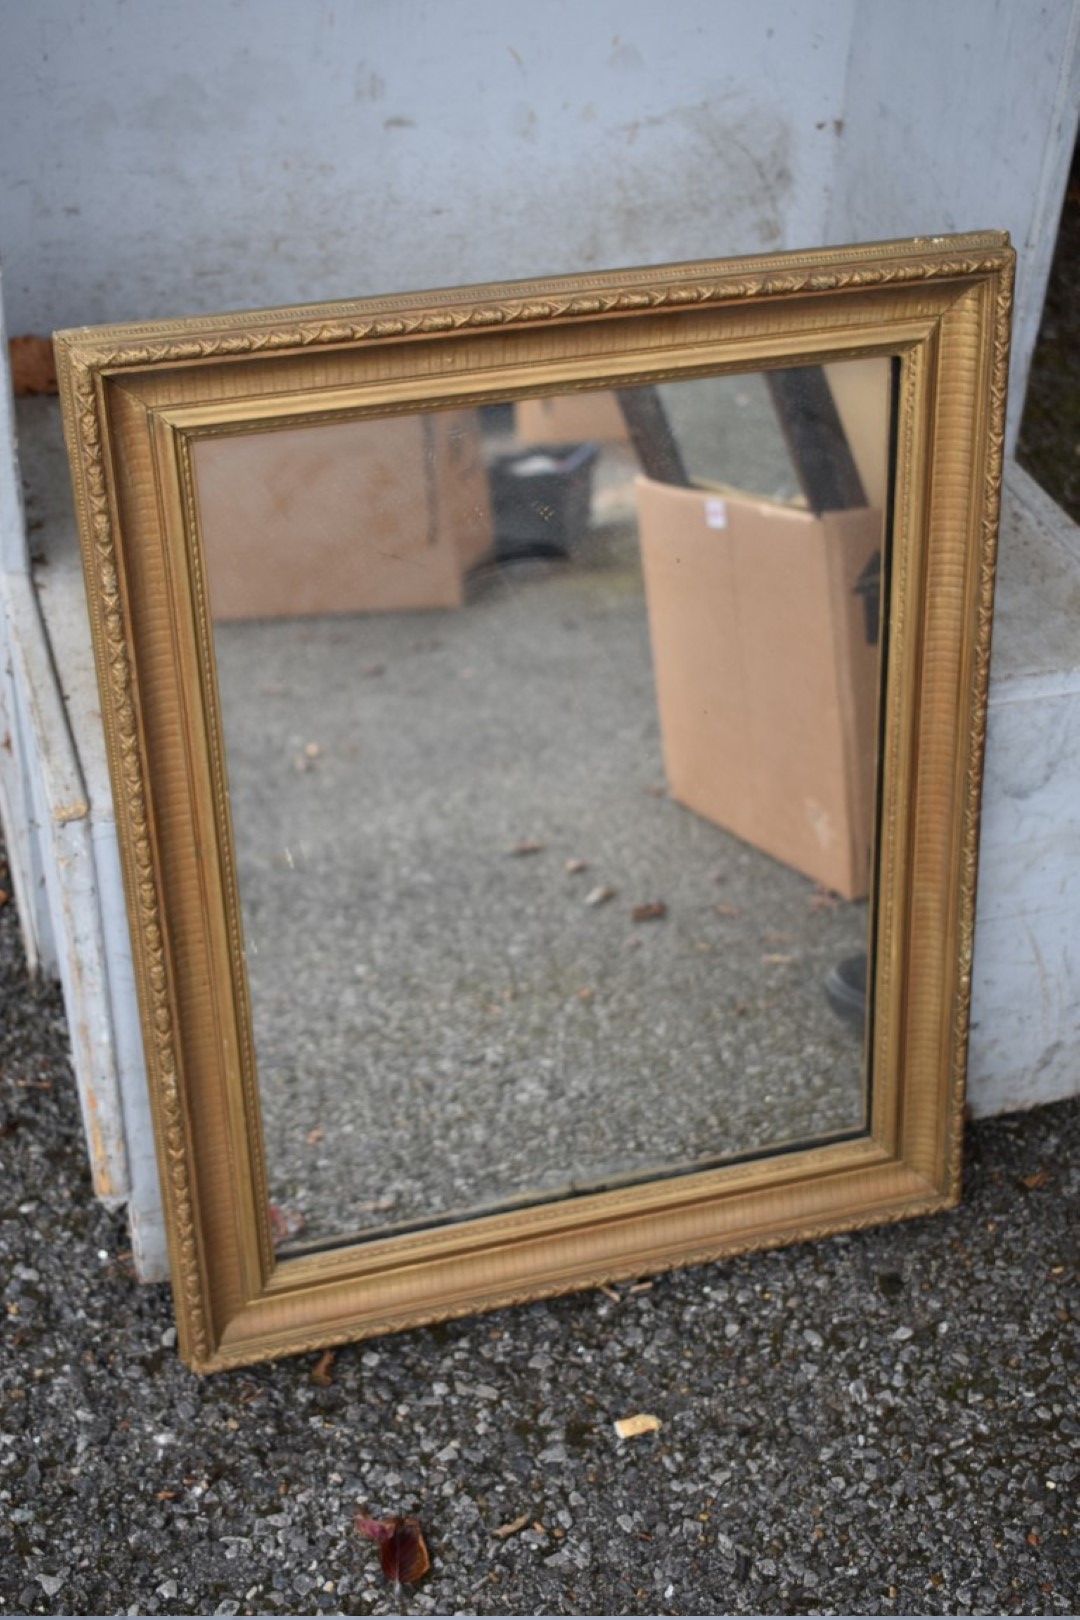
left=0, top=0, right=854, bottom=330
left=3, top=0, right=1076, bottom=442
left=831, top=0, right=1080, bottom=448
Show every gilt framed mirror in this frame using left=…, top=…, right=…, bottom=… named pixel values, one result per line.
left=55, top=233, right=1013, bottom=1372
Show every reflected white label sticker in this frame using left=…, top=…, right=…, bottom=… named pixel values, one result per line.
left=705, top=497, right=728, bottom=530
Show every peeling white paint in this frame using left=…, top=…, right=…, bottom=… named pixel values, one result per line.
left=0, top=293, right=132, bottom=1208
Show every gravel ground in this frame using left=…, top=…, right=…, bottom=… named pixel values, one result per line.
left=1, top=855, right=1077, bottom=1617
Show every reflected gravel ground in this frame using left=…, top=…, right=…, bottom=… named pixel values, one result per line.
left=1, top=857, right=1077, bottom=1617
left=216, top=513, right=870, bottom=1247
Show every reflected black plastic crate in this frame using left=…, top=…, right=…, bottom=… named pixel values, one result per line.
left=488, top=441, right=601, bottom=558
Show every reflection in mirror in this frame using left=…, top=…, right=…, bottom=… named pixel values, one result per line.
left=192, top=361, right=892, bottom=1252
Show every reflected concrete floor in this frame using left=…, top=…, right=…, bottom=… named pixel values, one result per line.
left=215, top=501, right=870, bottom=1251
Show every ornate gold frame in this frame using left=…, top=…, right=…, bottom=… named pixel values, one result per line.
left=55, top=234, right=1013, bottom=1373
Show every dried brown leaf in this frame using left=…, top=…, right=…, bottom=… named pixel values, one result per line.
left=356, top=1194, right=398, bottom=1214
left=1021, top=1170, right=1050, bottom=1189
left=491, top=1512, right=530, bottom=1539
left=614, top=1413, right=662, bottom=1439
left=809, top=885, right=841, bottom=911
left=310, top=1349, right=335, bottom=1387
left=630, top=902, right=667, bottom=922
left=355, top=1513, right=430, bottom=1585
left=268, top=1204, right=307, bottom=1247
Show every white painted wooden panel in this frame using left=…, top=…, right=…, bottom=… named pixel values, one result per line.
left=1, top=285, right=136, bottom=1214
left=0, top=272, right=52, bottom=974
left=13, top=395, right=168, bottom=1274
left=1, top=572, right=131, bottom=1203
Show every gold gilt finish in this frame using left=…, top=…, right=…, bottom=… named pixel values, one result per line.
left=54, top=234, right=1013, bottom=1372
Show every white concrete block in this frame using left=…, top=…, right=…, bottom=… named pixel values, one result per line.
left=968, top=464, right=1080, bottom=1116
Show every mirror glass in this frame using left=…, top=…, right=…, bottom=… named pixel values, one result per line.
left=192, top=361, right=892, bottom=1252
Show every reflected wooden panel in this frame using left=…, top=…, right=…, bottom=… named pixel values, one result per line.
left=193, top=363, right=890, bottom=1250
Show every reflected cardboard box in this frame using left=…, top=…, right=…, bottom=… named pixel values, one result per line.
left=195, top=410, right=492, bottom=619
left=515, top=390, right=630, bottom=446
left=635, top=475, right=882, bottom=900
